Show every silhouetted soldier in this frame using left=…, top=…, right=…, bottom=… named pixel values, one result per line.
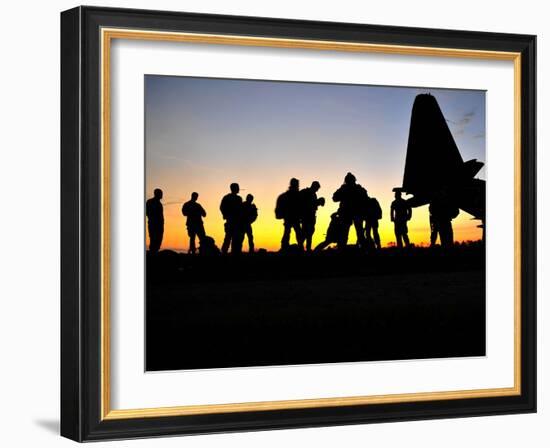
left=315, top=212, right=344, bottom=251
left=364, top=192, right=382, bottom=250
left=242, top=194, right=258, bottom=253
left=145, top=188, right=164, bottom=254
left=300, top=181, right=325, bottom=251
left=332, top=172, right=367, bottom=248
left=429, top=190, right=459, bottom=248
left=220, top=183, right=244, bottom=254
left=275, top=178, right=303, bottom=251
left=181, top=192, right=207, bottom=255
left=390, top=189, right=412, bottom=248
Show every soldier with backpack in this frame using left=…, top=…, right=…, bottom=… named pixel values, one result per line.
left=364, top=191, right=383, bottom=250
left=181, top=192, right=207, bottom=255
left=220, top=183, right=244, bottom=254
left=242, top=194, right=258, bottom=253
left=332, top=172, right=368, bottom=249
left=275, top=178, right=303, bottom=251
left=300, top=181, right=325, bottom=252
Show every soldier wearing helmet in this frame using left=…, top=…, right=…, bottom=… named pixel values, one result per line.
left=332, top=172, right=367, bottom=249
left=275, top=178, right=303, bottom=251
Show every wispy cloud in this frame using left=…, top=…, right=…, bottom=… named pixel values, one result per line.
left=457, top=110, right=476, bottom=126
left=446, top=110, right=476, bottom=137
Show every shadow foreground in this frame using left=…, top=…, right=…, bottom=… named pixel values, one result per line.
left=146, top=245, right=485, bottom=371
left=34, top=419, right=59, bottom=435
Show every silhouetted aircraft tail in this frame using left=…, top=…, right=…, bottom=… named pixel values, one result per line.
left=400, top=94, right=485, bottom=221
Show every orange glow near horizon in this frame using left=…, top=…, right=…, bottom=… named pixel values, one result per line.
left=146, top=184, right=482, bottom=253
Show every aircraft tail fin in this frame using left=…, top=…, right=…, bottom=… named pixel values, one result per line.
left=402, top=94, right=464, bottom=195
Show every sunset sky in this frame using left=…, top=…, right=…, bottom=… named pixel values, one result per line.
left=145, top=75, right=486, bottom=252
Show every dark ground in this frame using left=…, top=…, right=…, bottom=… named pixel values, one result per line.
left=146, top=244, right=485, bottom=371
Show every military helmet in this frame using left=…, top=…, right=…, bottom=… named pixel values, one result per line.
left=344, top=172, right=356, bottom=184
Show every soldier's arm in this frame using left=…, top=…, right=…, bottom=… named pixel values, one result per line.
left=201, top=205, right=207, bottom=217
left=390, top=203, right=395, bottom=221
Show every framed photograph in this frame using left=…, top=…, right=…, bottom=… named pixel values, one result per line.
left=61, top=6, right=536, bottom=442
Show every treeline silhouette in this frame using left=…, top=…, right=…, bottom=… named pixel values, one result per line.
left=145, top=172, right=463, bottom=255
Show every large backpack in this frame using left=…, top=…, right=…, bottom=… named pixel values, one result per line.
left=275, top=192, right=288, bottom=220
left=248, top=204, right=258, bottom=223
left=371, top=198, right=382, bottom=220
